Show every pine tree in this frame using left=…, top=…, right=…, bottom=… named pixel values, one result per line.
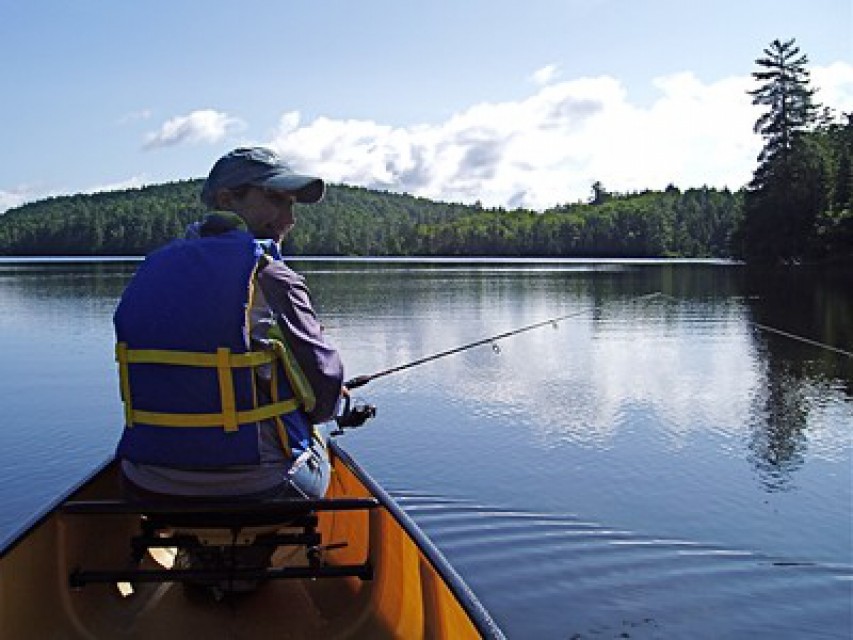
left=739, top=38, right=823, bottom=263
left=749, top=38, right=817, bottom=166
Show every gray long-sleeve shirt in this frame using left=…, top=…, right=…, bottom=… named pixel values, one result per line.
left=256, top=259, right=343, bottom=424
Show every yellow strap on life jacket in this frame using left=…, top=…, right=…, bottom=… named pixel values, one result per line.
left=115, top=342, right=299, bottom=432
left=127, top=399, right=300, bottom=428
left=120, top=347, right=276, bottom=368
left=268, top=352, right=293, bottom=458
left=216, top=347, right=238, bottom=432
left=269, top=338, right=317, bottom=414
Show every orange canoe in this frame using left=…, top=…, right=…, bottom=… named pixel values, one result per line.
left=0, top=441, right=504, bottom=639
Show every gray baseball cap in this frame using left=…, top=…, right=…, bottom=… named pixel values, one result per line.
left=200, top=147, right=325, bottom=207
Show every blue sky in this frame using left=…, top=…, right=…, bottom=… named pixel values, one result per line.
left=1, top=0, right=851, bottom=212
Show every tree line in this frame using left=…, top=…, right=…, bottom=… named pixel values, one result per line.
left=0, top=179, right=742, bottom=258
left=0, top=38, right=848, bottom=263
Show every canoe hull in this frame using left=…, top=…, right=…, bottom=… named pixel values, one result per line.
left=0, top=442, right=503, bottom=639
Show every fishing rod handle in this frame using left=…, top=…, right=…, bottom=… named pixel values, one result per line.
left=344, top=375, right=373, bottom=390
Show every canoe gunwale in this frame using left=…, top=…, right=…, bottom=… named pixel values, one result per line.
left=330, top=440, right=506, bottom=640
left=0, top=455, right=113, bottom=559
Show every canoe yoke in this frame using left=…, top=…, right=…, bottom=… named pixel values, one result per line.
left=61, top=497, right=378, bottom=591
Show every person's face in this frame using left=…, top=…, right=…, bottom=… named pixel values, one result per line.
left=218, top=186, right=298, bottom=242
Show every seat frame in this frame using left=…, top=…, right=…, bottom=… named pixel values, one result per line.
left=62, top=497, right=378, bottom=588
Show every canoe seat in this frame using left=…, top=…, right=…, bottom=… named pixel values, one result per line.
left=62, top=496, right=378, bottom=525
left=62, top=497, right=377, bottom=592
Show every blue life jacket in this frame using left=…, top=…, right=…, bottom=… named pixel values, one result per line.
left=113, top=229, right=312, bottom=467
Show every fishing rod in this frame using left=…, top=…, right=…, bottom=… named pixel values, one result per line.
left=343, top=291, right=664, bottom=391
left=335, top=289, right=850, bottom=430
left=335, top=294, right=658, bottom=432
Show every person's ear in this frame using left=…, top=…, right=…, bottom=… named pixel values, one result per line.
left=214, top=189, right=235, bottom=209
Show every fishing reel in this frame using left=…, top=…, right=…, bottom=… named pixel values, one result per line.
left=332, top=392, right=376, bottom=435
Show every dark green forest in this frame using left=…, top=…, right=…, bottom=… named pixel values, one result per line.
left=0, top=179, right=743, bottom=258
left=0, top=38, right=849, bottom=263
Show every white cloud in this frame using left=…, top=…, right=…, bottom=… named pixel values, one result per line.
left=266, top=62, right=853, bottom=210
left=0, top=188, right=29, bottom=214
left=531, top=64, right=561, bottom=86
left=268, top=69, right=779, bottom=210
left=811, top=61, right=853, bottom=114
left=143, top=109, right=244, bottom=149
left=7, top=62, right=850, bottom=214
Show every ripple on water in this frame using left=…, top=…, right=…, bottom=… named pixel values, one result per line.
left=392, top=492, right=853, bottom=640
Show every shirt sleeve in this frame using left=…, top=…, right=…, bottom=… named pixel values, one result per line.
left=256, top=259, right=344, bottom=423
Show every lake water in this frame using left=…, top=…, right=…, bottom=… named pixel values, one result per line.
left=0, top=257, right=850, bottom=639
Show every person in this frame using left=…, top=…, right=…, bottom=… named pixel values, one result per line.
left=114, top=147, right=344, bottom=500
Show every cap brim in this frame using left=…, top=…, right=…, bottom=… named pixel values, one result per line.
left=253, top=172, right=325, bottom=204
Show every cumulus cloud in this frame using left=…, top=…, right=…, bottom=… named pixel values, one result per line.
left=531, top=64, right=561, bottom=86
left=143, top=109, right=244, bottom=149
left=269, top=67, right=801, bottom=210
left=9, top=63, right=849, bottom=214
left=267, top=63, right=851, bottom=210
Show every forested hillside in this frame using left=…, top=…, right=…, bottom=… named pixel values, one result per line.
left=0, top=180, right=742, bottom=258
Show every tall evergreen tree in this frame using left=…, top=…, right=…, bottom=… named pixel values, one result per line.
left=738, top=38, right=823, bottom=263
left=749, top=39, right=817, bottom=166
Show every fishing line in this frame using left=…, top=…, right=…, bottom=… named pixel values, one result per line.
left=750, top=323, right=852, bottom=358
left=654, top=292, right=852, bottom=358
left=344, top=291, right=664, bottom=389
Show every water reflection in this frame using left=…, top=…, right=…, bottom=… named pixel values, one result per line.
left=0, top=261, right=138, bottom=303
left=300, top=261, right=850, bottom=497
left=0, top=258, right=850, bottom=637
left=738, top=266, right=852, bottom=492
left=2, top=258, right=843, bottom=505
left=748, top=360, right=810, bottom=491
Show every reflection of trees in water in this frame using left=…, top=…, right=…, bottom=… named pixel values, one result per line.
left=0, top=261, right=138, bottom=302
left=747, top=357, right=808, bottom=491
left=741, top=266, right=852, bottom=491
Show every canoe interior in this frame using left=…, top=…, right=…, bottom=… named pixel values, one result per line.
left=0, top=443, right=502, bottom=639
